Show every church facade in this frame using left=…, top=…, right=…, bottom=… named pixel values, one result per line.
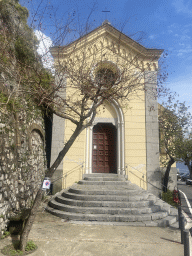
left=50, top=21, right=163, bottom=196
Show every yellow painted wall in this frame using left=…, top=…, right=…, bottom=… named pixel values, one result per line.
left=62, top=120, right=85, bottom=188
left=53, top=29, right=158, bottom=190
left=96, top=101, right=117, bottom=119
left=124, top=93, right=147, bottom=189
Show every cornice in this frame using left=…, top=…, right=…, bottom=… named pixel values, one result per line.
left=50, top=22, right=163, bottom=60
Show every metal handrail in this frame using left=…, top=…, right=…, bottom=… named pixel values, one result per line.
left=129, top=170, right=162, bottom=191
left=51, top=162, right=173, bottom=195
left=126, top=163, right=168, bottom=192
left=51, top=162, right=84, bottom=184
left=126, top=164, right=146, bottom=176
left=125, top=163, right=146, bottom=189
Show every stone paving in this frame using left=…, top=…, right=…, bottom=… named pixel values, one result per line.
left=0, top=202, right=184, bottom=256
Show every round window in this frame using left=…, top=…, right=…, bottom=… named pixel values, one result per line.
left=95, top=68, right=118, bottom=87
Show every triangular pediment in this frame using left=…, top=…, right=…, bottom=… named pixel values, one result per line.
left=51, top=21, right=163, bottom=61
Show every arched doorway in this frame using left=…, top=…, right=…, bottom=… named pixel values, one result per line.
left=85, top=99, right=125, bottom=175
left=92, top=123, right=117, bottom=173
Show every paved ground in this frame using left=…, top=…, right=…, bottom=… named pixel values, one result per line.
left=0, top=203, right=184, bottom=256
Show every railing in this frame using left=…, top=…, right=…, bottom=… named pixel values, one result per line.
left=51, top=162, right=84, bottom=190
left=178, top=204, right=191, bottom=256
left=125, top=164, right=164, bottom=192
left=127, top=163, right=192, bottom=255
left=125, top=163, right=178, bottom=196
left=126, top=164, right=147, bottom=190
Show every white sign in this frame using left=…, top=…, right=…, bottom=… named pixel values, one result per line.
left=42, top=179, right=51, bottom=189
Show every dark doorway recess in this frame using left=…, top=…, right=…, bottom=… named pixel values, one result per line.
left=92, top=123, right=117, bottom=173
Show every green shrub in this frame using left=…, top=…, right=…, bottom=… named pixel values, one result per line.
left=1, top=231, right=10, bottom=239
left=25, top=240, right=37, bottom=252
left=1, top=240, right=37, bottom=255
left=162, top=189, right=180, bottom=207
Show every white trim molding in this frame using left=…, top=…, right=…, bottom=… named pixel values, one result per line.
left=86, top=99, right=125, bottom=175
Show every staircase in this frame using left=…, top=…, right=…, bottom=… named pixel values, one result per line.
left=46, top=174, right=178, bottom=227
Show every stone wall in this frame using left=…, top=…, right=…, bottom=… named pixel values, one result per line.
left=0, top=104, right=45, bottom=236
left=0, top=0, right=50, bottom=236
left=145, top=71, right=161, bottom=197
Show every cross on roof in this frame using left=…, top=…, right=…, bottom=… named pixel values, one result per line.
left=102, top=9, right=110, bottom=20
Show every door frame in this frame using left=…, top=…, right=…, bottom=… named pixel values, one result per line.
left=85, top=99, right=125, bottom=175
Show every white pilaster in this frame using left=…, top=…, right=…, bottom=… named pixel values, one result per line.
left=117, top=122, right=121, bottom=175
left=89, top=126, right=93, bottom=173
left=121, top=122, right=125, bottom=175
left=85, top=127, right=89, bottom=174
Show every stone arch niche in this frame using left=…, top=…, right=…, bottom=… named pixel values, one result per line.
left=85, top=99, right=125, bottom=175
left=27, top=124, right=45, bottom=186
left=28, top=123, right=44, bottom=151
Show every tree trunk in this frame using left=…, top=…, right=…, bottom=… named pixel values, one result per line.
left=189, top=165, right=192, bottom=180
left=46, top=124, right=84, bottom=178
left=163, top=157, right=175, bottom=193
left=19, top=123, right=84, bottom=251
left=19, top=189, right=43, bottom=251
left=185, top=160, right=192, bottom=179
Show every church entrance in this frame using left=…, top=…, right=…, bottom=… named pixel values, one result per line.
left=92, top=123, right=117, bottom=173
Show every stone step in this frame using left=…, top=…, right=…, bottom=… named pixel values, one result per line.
left=73, top=184, right=139, bottom=190
left=62, top=191, right=149, bottom=201
left=84, top=177, right=127, bottom=181
left=83, top=174, right=124, bottom=178
left=46, top=205, right=168, bottom=222
left=55, top=195, right=155, bottom=208
left=68, top=187, right=141, bottom=196
left=157, top=215, right=177, bottom=227
left=47, top=175, right=178, bottom=227
left=169, top=221, right=179, bottom=229
left=49, top=199, right=162, bottom=215
left=78, top=180, right=130, bottom=185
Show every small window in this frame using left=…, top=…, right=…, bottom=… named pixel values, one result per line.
left=95, top=68, right=118, bottom=87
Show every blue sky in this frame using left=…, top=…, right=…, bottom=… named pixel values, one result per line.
left=20, top=0, right=192, bottom=110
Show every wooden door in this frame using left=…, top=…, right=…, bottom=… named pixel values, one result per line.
left=92, top=124, right=117, bottom=173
